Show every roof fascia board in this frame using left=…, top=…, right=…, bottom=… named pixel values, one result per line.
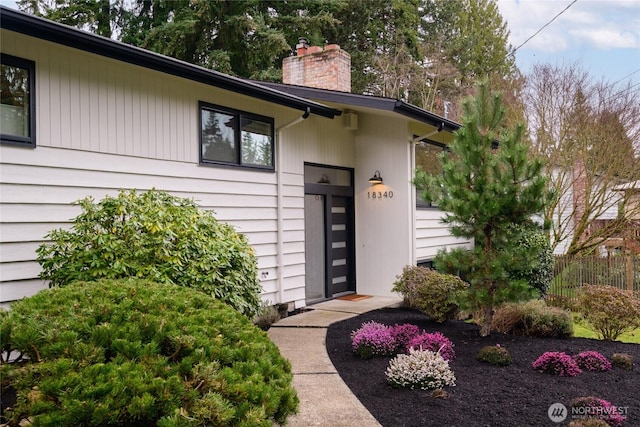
left=0, top=6, right=340, bottom=119
left=260, top=81, right=461, bottom=131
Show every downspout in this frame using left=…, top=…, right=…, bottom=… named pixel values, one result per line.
left=275, top=107, right=311, bottom=304
left=410, top=122, right=444, bottom=265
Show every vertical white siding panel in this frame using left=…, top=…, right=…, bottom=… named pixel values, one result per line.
left=79, top=58, right=92, bottom=151
left=98, top=59, right=109, bottom=152
left=89, top=59, right=101, bottom=152
left=131, top=70, right=142, bottom=157
left=115, top=67, right=126, bottom=155
left=48, top=51, right=62, bottom=148
left=106, top=62, right=117, bottom=152
left=35, top=39, right=51, bottom=149
left=123, top=68, right=134, bottom=156
left=68, top=59, right=82, bottom=149
left=59, top=52, right=73, bottom=149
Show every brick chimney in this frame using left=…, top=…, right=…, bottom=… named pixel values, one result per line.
left=283, top=37, right=351, bottom=92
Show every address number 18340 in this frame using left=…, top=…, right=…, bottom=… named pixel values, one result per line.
left=367, top=191, right=394, bottom=199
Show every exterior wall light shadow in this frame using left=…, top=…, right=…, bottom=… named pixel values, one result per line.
left=317, top=174, right=331, bottom=184
left=368, top=170, right=383, bottom=185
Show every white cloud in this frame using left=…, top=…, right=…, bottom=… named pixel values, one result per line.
left=497, top=0, right=640, bottom=52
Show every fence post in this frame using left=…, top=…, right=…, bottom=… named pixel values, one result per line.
left=627, top=255, right=633, bottom=291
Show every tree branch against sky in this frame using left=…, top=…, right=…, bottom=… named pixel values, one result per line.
left=525, top=63, right=640, bottom=255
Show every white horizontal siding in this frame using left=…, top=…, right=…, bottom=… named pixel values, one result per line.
left=0, top=146, right=284, bottom=303
left=415, top=208, right=473, bottom=261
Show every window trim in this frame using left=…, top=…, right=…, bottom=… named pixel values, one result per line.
left=199, top=101, right=275, bottom=171
left=415, top=138, right=448, bottom=209
left=1, top=53, right=36, bottom=147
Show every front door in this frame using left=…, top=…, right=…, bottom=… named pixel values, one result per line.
left=304, top=164, right=355, bottom=303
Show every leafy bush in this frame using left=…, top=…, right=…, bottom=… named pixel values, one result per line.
left=350, top=321, right=396, bottom=358
left=36, top=189, right=262, bottom=317
left=532, top=351, right=582, bottom=377
left=407, top=332, right=455, bottom=361
left=611, top=353, right=634, bottom=371
left=477, top=344, right=512, bottom=366
left=392, top=266, right=468, bottom=322
left=506, top=224, right=554, bottom=297
left=570, top=396, right=626, bottom=427
left=492, top=299, right=573, bottom=338
left=385, top=348, right=456, bottom=390
left=573, top=351, right=612, bottom=372
left=253, top=301, right=281, bottom=331
left=576, top=284, right=640, bottom=341
left=0, top=279, right=297, bottom=426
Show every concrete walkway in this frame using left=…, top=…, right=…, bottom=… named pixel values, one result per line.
left=268, top=296, right=402, bottom=427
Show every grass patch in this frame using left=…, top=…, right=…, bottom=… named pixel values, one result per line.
left=572, top=313, right=640, bottom=344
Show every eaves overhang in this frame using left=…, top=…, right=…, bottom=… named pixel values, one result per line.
left=0, top=6, right=341, bottom=119
left=259, top=81, right=462, bottom=132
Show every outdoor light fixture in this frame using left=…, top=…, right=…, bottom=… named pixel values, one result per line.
left=368, top=170, right=383, bottom=185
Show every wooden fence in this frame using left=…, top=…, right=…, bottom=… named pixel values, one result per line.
left=549, top=255, right=640, bottom=305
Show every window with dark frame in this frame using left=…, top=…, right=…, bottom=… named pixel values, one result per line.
left=1, top=54, right=35, bottom=147
left=199, top=102, right=274, bottom=170
left=415, top=139, right=448, bottom=208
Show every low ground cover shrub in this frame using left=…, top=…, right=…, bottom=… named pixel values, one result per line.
left=569, top=419, right=610, bottom=427
left=570, top=396, right=626, bottom=427
left=0, top=279, right=297, bottom=426
left=351, top=321, right=397, bottom=358
left=532, top=351, right=582, bottom=377
left=573, top=351, right=612, bottom=372
left=611, top=353, right=634, bottom=370
left=385, top=347, right=456, bottom=390
left=576, top=285, right=640, bottom=341
left=407, top=332, right=455, bottom=361
left=36, top=189, right=262, bottom=317
left=389, top=323, right=420, bottom=352
left=492, top=299, right=573, bottom=338
left=477, top=344, right=512, bottom=366
left=392, top=266, right=468, bottom=322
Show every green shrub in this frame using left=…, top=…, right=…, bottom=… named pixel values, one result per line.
left=392, top=266, right=468, bottom=322
left=611, top=353, right=634, bottom=371
left=0, top=279, right=297, bottom=426
left=492, top=299, right=573, bottom=338
left=253, top=301, right=280, bottom=331
left=506, top=224, right=554, bottom=297
left=576, top=284, right=640, bottom=341
left=477, top=345, right=512, bottom=366
left=36, top=189, right=262, bottom=317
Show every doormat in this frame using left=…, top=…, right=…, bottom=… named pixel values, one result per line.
left=337, top=294, right=371, bottom=302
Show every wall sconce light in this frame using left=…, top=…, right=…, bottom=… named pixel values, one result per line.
left=317, top=174, right=331, bottom=184
left=368, top=170, right=383, bottom=185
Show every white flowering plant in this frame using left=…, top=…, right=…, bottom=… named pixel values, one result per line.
left=385, top=347, right=456, bottom=390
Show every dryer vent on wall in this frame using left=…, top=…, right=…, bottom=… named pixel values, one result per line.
left=343, top=112, right=358, bottom=130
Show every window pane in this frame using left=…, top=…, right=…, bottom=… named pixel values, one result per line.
left=241, top=117, right=272, bottom=167
left=416, top=141, right=443, bottom=175
left=201, top=109, right=237, bottom=163
left=1, top=64, right=30, bottom=138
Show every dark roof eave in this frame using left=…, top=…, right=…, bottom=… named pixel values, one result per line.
left=0, top=7, right=340, bottom=119
left=259, top=81, right=462, bottom=131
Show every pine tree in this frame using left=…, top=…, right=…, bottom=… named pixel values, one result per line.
left=414, top=81, right=553, bottom=336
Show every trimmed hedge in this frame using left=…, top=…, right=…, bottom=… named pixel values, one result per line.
left=0, top=279, right=298, bottom=426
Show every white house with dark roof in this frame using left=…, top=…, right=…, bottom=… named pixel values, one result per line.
left=0, top=7, right=471, bottom=309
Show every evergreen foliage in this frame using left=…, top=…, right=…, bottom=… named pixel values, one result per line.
left=36, top=189, right=262, bottom=318
left=392, top=266, right=468, bottom=322
left=505, top=224, right=554, bottom=297
left=414, top=81, right=553, bottom=336
left=0, top=279, right=298, bottom=426
left=576, top=285, right=640, bottom=341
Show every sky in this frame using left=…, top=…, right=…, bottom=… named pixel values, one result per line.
left=496, top=0, right=640, bottom=87
left=2, top=0, right=639, bottom=87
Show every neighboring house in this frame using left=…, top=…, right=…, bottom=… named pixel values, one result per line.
left=0, top=7, right=471, bottom=309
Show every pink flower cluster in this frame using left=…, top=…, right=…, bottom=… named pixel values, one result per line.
left=573, top=351, right=612, bottom=372
left=350, top=322, right=455, bottom=360
left=571, top=396, right=626, bottom=427
left=532, top=351, right=582, bottom=377
left=407, top=332, right=455, bottom=361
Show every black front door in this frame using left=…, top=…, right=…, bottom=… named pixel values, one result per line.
left=304, top=164, right=355, bottom=302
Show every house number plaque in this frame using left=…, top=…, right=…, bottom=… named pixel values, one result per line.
left=367, top=191, right=393, bottom=199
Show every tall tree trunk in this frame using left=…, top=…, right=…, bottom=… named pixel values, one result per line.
left=480, top=305, right=493, bottom=336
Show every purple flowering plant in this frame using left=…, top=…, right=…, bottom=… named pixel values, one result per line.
left=532, top=351, right=582, bottom=377
left=351, top=321, right=397, bottom=358
left=570, top=396, right=626, bottom=427
left=574, top=351, right=612, bottom=372
left=390, top=323, right=420, bottom=352
left=407, top=332, right=455, bottom=361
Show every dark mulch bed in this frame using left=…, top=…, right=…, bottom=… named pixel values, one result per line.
left=326, top=308, right=640, bottom=427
